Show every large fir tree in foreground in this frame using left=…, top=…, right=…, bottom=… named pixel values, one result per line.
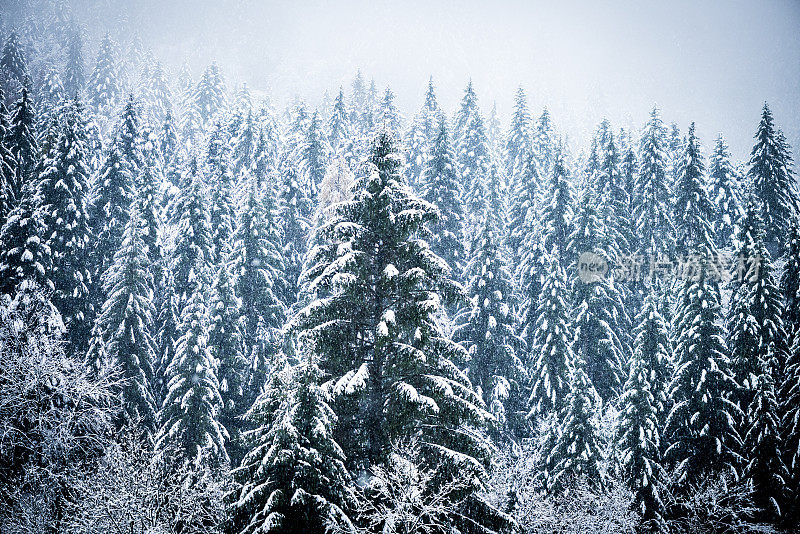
left=297, top=132, right=503, bottom=530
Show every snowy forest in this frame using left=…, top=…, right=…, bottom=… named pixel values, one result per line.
left=0, top=1, right=799, bottom=533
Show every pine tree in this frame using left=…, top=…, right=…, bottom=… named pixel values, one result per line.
left=674, top=123, right=715, bottom=256
left=349, top=70, right=367, bottom=131
left=4, top=89, right=38, bottom=210
left=193, top=62, right=226, bottom=127
left=0, top=95, right=12, bottom=223
left=157, top=288, right=228, bottom=467
left=208, top=262, right=247, bottom=462
left=137, top=127, right=164, bottom=273
left=780, top=223, right=800, bottom=499
left=459, top=110, right=491, bottom=218
left=1, top=31, right=28, bottom=90
left=170, top=159, right=212, bottom=308
left=285, top=100, right=309, bottom=161
left=486, top=101, right=503, bottom=164
left=545, top=356, right=604, bottom=494
left=665, top=249, right=741, bottom=483
left=177, top=64, right=201, bottom=141
left=708, top=135, right=741, bottom=250
left=90, top=143, right=133, bottom=283
left=527, top=249, right=573, bottom=417
left=328, top=88, right=352, bottom=157
left=505, top=87, right=532, bottom=180
left=584, top=136, right=601, bottom=192
left=421, top=115, right=465, bottom=276
left=377, top=86, right=402, bottom=139
left=781, top=218, right=800, bottom=355
left=37, top=98, right=93, bottom=354
left=666, top=122, right=683, bottom=190
left=315, top=156, right=354, bottom=226
left=63, top=31, right=85, bottom=98
left=278, top=164, right=311, bottom=311
left=94, top=207, right=157, bottom=429
left=302, top=111, right=329, bottom=195
left=629, top=292, right=672, bottom=422
left=728, top=194, right=784, bottom=413
left=229, top=351, right=354, bottom=534
left=748, top=103, right=797, bottom=255
left=159, top=110, right=179, bottom=169
left=743, top=354, right=790, bottom=522
left=454, top=202, right=525, bottom=438
left=506, top=148, right=539, bottom=259
left=567, top=192, right=627, bottom=402
left=154, top=268, right=179, bottom=407
left=780, top=307, right=800, bottom=526
left=145, top=60, right=172, bottom=125
left=453, top=80, right=479, bottom=153
left=117, top=95, right=144, bottom=177
left=533, top=108, right=556, bottom=177
left=617, top=313, right=667, bottom=527
left=231, top=182, right=285, bottom=392
left=206, top=122, right=235, bottom=263
left=252, top=118, right=280, bottom=187
left=0, top=181, right=53, bottom=297
left=87, top=33, right=120, bottom=112
left=362, top=78, right=379, bottom=135
left=297, top=132, right=492, bottom=480
left=37, top=66, right=64, bottom=114
left=538, top=150, right=574, bottom=267
left=635, top=107, right=674, bottom=259
left=231, top=111, right=257, bottom=177
left=598, top=131, right=631, bottom=256
left=403, top=77, right=439, bottom=187
left=621, top=139, right=639, bottom=253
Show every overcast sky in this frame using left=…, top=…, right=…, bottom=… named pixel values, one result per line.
left=100, top=0, right=800, bottom=161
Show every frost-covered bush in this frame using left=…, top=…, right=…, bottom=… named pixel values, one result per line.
left=330, top=441, right=475, bottom=534
left=662, top=473, right=776, bottom=534
left=0, top=289, right=118, bottom=533
left=483, top=441, right=638, bottom=534
left=64, top=435, right=230, bottom=534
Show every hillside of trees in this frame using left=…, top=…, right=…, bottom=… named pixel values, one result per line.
left=1, top=4, right=799, bottom=533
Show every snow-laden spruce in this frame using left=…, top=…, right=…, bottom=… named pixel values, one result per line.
left=567, top=189, right=627, bottom=402
left=296, top=131, right=505, bottom=531
left=36, top=97, right=94, bottom=355
left=156, top=285, right=228, bottom=468
left=229, top=347, right=355, bottom=534
left=91, top=205, right=157, bottom=429
left=634, top=107, right=674, bottom=258
left=617, top=291, right=669, bottom=527
left=454, top=197, right=526, bottom=439
left=748, top=103, right=797, bottom=256
left=527, top=248, right=573, bottom=418
left=421, top=114, right=465, bottom=277
left=708, top=135, right=742, bottom=250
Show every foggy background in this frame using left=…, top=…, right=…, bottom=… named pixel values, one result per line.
left=10, top=0, right=800, bottom=160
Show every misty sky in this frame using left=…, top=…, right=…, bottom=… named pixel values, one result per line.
left=103, top=1, right=800, bottom=160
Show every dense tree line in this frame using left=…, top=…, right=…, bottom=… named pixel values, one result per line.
left=0, top=6, right=799, bottom=534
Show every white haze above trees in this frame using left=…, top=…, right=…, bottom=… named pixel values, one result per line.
left=0, top=1, right=799, bottom=533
